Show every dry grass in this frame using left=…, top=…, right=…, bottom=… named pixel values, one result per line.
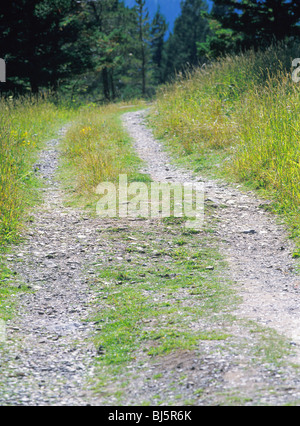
left=61, top=102, right=149, bottom=202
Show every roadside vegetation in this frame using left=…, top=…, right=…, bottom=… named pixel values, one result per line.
left=149, top=43, right=300, bottom=251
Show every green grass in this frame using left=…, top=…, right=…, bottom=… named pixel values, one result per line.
left=88, top=217, right=236, bottom=390
left=149, top=43, right=300, bottom=248
left=87, top=214, right=294, bottom=403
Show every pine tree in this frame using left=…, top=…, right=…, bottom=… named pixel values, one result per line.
left=0, top=0, right=90, bottom=93
left=0, top=0, right=171, bottom=98
left=212, top=0, right=300, bottom=48
left=150, top=6, right=168, bottom=85
left=135, top=0, right=151, bottom=96
left=197, top=2, right=239, bottom=58
left=82, top=0, right=129, bottom=101
left=164, top=0, right=209, bottom=79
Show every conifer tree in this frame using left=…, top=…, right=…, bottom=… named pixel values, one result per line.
left=212, top=0, right=300, bottom=48
left=164, top=0, right=209, bottom=79
left=135, top=0, right=151, bottom=96
left=0, top=0, right=90, bottom=93
left=82, top=0, right=126, bottom=101
left=150, top=6, right=168, bottom=85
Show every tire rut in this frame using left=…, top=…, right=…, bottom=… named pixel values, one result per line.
left=0, top=128, right=100, bottom=406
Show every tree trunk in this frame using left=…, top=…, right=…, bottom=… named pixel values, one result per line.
left=110, top=70, right=116, bottom=100
left=141, top=44, right=146, bottom=96
left=30, top=75, right=39, bottom=94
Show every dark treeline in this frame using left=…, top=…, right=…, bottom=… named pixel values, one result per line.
left=1, top=0, right=300, bottom=101
left=0, top=0, right=167, bottom=100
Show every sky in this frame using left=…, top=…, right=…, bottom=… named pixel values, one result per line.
left=124, top=0, right=213, bottom=34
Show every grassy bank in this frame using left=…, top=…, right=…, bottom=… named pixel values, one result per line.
left=0, top=96, right=76, bottom=320
left=149, top=44, right=300, bottom=249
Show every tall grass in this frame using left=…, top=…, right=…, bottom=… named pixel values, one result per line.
left=150, top=44, right=300, bottom=245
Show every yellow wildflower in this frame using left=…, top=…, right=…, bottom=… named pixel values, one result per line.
left=80, top=126, right=92, bottom=135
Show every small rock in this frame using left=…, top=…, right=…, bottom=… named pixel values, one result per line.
left=45, top=253, right=56, bottom=259
left=97, top=345, right=105, bottom=355
left=242, top=229, right=257, bottom=235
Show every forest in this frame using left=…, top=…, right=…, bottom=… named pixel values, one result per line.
left=1, top=0, right=299, bottom=101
